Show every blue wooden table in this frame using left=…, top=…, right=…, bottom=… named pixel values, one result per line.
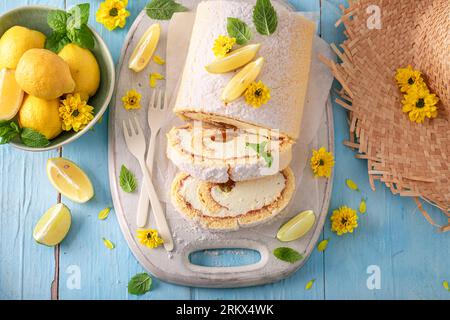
left=1, top=0, right=448, bottom=300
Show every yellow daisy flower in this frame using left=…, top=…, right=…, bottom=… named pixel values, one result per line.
left=331, top=206, right=358, bottom=236
left=59, top=93, right=94, bottom=132
left=96, top=0, right=130, bottom=31
left=212, top=35, right=236, bottom=57
left=402, top=84, right=439, bottom=123
left=395, top=65, right=425, bottom=93
left=137, top=229, right=164, bottom=249
left=244, top=81, right=271, bottom=108
left=122, top=89, right=142, bottom=110
left=310, top=147, right=335, bottom=178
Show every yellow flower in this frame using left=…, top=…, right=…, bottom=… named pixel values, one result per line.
left=96, top=0, right=130, bottom=31
left=244, top=81, right=271, bottom=108
left=310, top=147, right=335, bottom=178
left=122, top=89, right=142, bottom=110
left=212, top=35, right=236, bottom=57
left=149, top=72, right=165, bottom=88
left=331, top=206, right=358, bottom=235
left=402, top=84, right=439, bottom=123
left=59, top=93, right=94, bottom=132
left=137, top=229, right=164, bottom=249
left=395, top=65, right=425, bottom=93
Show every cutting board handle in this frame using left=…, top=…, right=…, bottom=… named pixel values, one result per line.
left=182, top=239, right=270, bottom=274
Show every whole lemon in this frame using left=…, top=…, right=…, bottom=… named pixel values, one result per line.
left=0, top=26, right=46, bottom=69
left=15, top=49, right=75, bottom=100
left=19, top=95, right=62, bottom=140
left=58, top=44, right=100, bottom=102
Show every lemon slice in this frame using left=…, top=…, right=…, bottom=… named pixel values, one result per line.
left=33, top=203, right=71, bottom=246
left=46, top=158, right=94, bottom=203
left=221, top=57, right=264, bottom=103
left=277, top=210, right=316, bottom=242
left=205, top=44, right=261, bottom=74
left=0, top=68, right=24, bottom=121
left=129, top=23, right=161, bottom=72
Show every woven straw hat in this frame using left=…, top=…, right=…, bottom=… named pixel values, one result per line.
left=322, top=0, right=450, bottom=231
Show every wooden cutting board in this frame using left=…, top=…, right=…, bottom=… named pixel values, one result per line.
left=108, top=0, right=334, bottom=288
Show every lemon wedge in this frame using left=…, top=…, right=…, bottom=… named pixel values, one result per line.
left=46, top=158, right=94, bottom=203
left=0, top=68, right=24, bottom=121
left=129, top=23, right=161, bottom=72
left=277, top=210, right=316, bottom=242
left=33, top=203, right=71, bottom=246
left=221, top=57, right=264, bottom=103
left=205, top=44, right=261, bottom=74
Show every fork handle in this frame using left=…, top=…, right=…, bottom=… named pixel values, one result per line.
left=138, top=158, right=174, bottom=252
left=136, top=132, right=158, bottom=227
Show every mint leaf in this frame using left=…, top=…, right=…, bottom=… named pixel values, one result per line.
left=253, top=0, right=278, bottom=35
left=45, top=32, right=71, bottom=53
left=47, top=10, right=68, bottom=33
left=67, top=3, right=90, bottom=30
left=128, top=273, right=152, bottom=296
left=45, top=4, right=94, bottom=52
left=227, top=17, right=252, bottom=45
left=146, top=0, right=187, bottom=20
left=67, top=24, right=94, bottom=50
left=20, top=128, right=50, bottom=148
left=273, top=247, right=303, bottom=263
left=246, top=141, right=273, bottom=167
left=119, top=165, right=137, bottom=193
left=0, top=121, right=20, bottom=145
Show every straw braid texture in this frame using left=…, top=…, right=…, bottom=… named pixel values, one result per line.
left=322, top=0, right=450, bottom=231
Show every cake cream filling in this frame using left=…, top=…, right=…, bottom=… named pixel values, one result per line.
left=180, top=173, right=286, bottom=218
left=176, top=125, right=281, bottom=160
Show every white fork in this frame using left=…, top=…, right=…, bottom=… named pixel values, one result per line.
left=122, top=116, right=174, bottom=252
left=136, top=90, right=168, bottom=228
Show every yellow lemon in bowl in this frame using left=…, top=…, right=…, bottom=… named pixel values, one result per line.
left=0, top=68, right=24, bottom=121
left=18, top=95, right=62, bottom=140
left=0, top=26, right=46, bottom=69
left=58, top=44, right=100, bottom=101
left=15, top=48, right=75, bottom=100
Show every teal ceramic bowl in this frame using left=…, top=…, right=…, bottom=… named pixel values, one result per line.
left=0, top=6, right=115, bottom=151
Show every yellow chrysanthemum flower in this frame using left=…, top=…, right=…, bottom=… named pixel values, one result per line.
left=212, top=35, right=236, bottom=57
left=59, top=93, right=94, bottom=132
left=331, top=206, right=358, bottom=236
left=122, top=89, right=142, bottom=110
left=244, top=81, right=271, bottom=108
left=137, top=229, right=164, bottom=249
left=310, top=147, right=335, bottom=178
left=402, top=84, right=439, bottom=123
left=96, top=0, right=130, bottom=31
left=395, top=65, right=425, bottom=93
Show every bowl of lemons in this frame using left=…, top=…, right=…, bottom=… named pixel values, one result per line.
left=0, top=4, right=115, bottom=151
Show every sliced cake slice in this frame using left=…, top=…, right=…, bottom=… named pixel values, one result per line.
left=170, top=168, right=295, bottom=231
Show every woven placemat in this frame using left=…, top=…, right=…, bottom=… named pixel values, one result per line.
left=321, top=0, right=450, bottom=231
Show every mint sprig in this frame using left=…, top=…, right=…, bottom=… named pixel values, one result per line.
left=128, top=273, right=152, bottom=296
left=246, top=141, right=273, bottom=167
left=45, top=3, right=94, bottom=53
left=20, top=128, right=50, bottom=148
left=146, top=0, right=187, bottom=20
left=0, top=121, right=50, bottom=148
left=227, top=17, right=252, bottom=45
left=119, top=165, right=137, bottom=193
left=273, top=247, right=303, bottom=263
left=0, top=121, right=20, bottom=144
left=253, top=0, right=278, bottom=35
